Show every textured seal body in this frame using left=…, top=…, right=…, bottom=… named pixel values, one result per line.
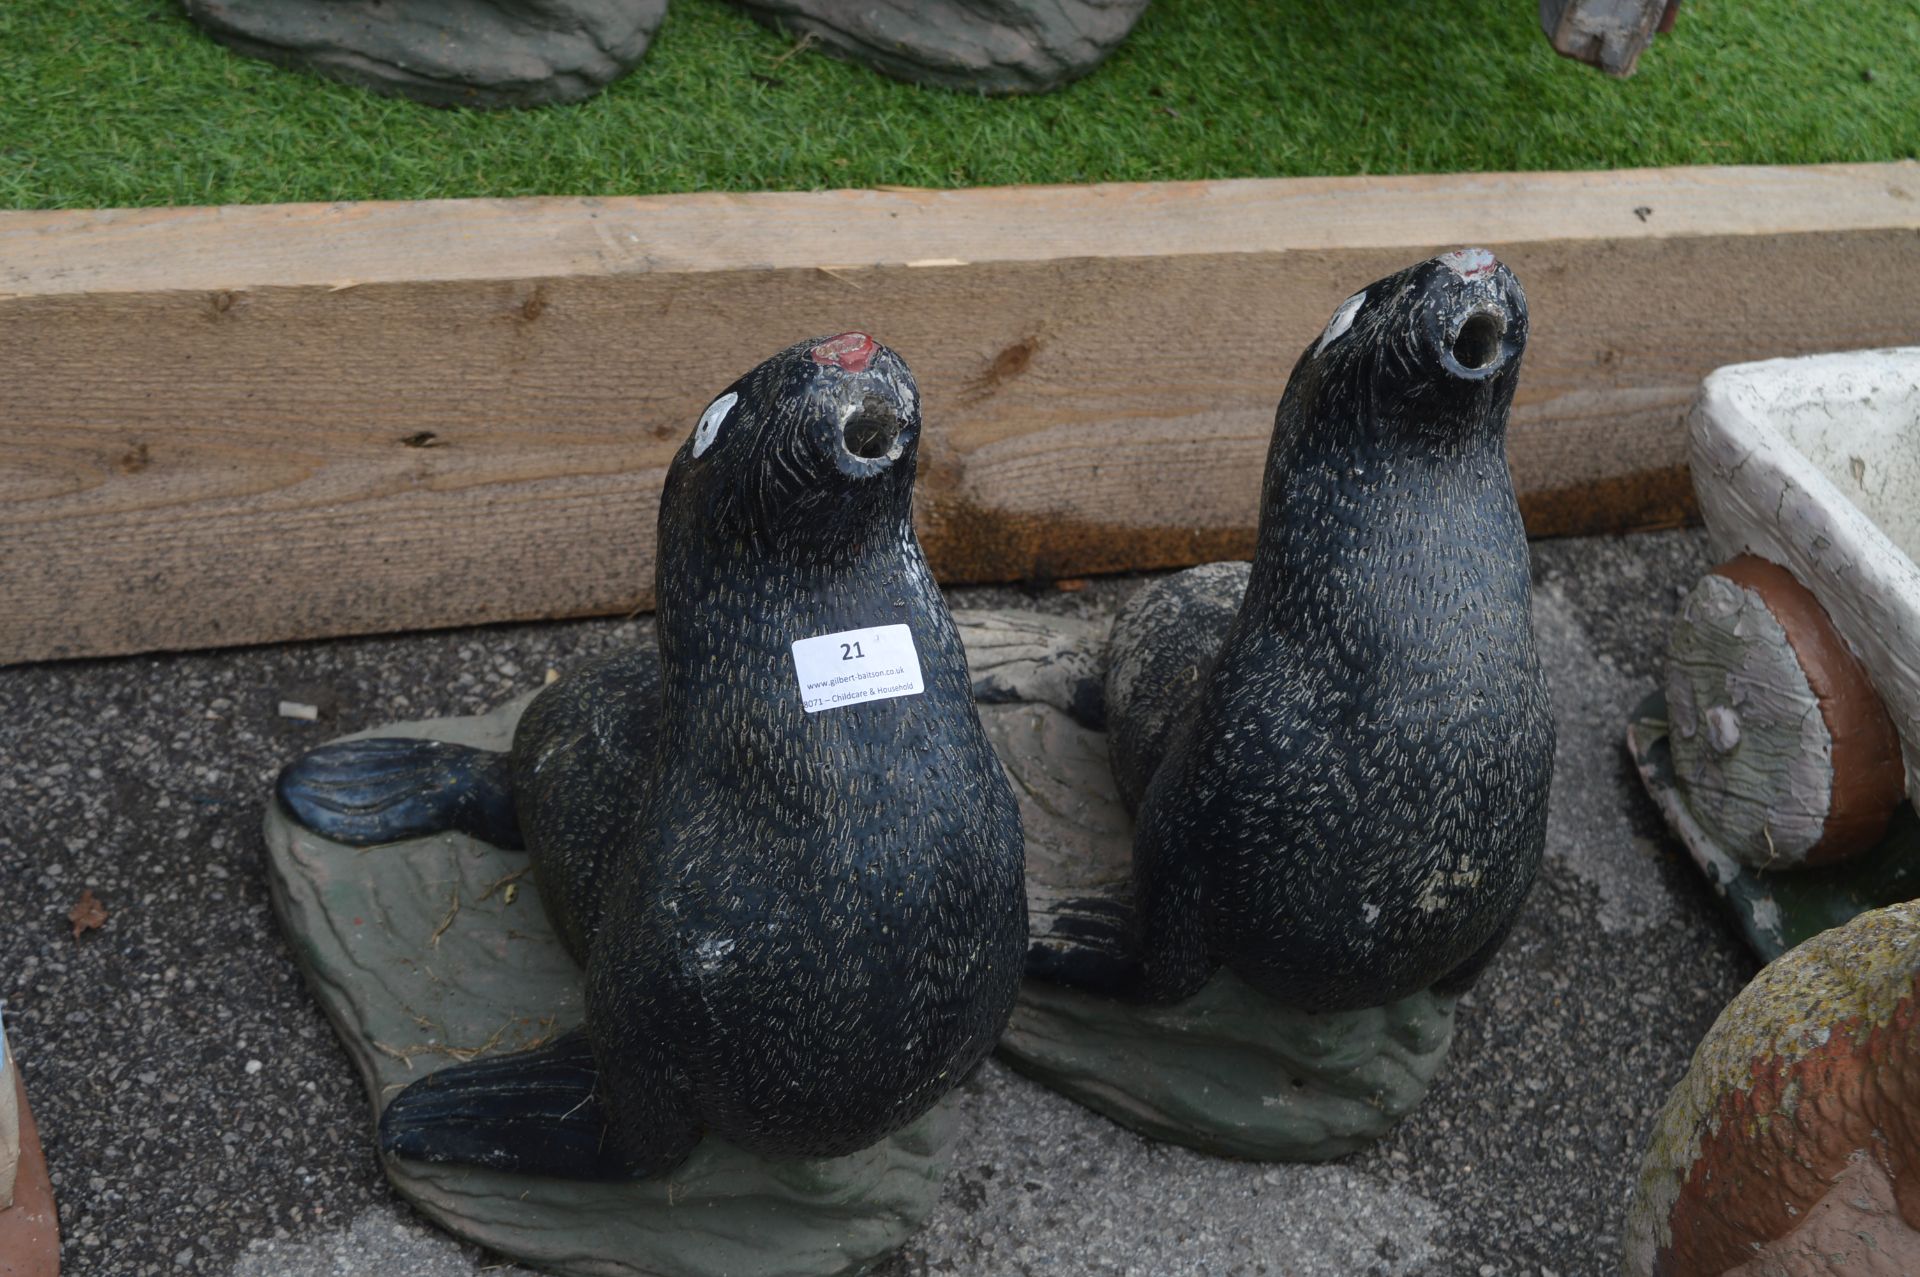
left=351, top=335, right=1026, bottom=1177
left=509, top=645, right=663, bottom=966
left=1097, top=253, right=1554, bottom=1012
left=577, top=337, right=1027, bottom=1163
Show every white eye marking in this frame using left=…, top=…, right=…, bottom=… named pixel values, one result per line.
left=1315, top=291, right=1366, bottom=355
left=692, top=391, right=738, bottom=458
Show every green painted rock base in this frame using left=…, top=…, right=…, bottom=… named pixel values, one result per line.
left=261, top=693, right=954, bottom=1277
left=957, top=610, right=1459, bottom=1161
left=1628, top=690, right=1920, bottom=961
left=1003, top=974, right=1454, bottom=1161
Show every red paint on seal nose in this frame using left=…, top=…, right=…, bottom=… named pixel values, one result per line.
left=1438, top=248, right=1500, bottom=281
left=810, top=332, right=876, bottom=372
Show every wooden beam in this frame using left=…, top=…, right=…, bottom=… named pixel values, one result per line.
left=3, top=163, right=1917, bottom=663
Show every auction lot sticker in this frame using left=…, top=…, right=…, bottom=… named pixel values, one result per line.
left=791, top=624, right=925, bottom=713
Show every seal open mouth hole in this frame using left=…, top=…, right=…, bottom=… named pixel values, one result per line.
left=1451, top=312, right=1505, bottom=371
left=843, top=396, right=903, bottom=461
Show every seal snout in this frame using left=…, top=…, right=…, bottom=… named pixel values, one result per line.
left=1448, top=309, right=1508, bottom=373
left=1424, top=249, right=1524, bottom=381
left=842, top=393, right=904, bottom=462
left=811, top=331, right=878, bottom=373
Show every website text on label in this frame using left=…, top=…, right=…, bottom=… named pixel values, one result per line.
left=790, top=624, right=926, bottom=714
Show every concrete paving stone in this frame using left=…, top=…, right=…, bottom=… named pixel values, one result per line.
left=0, top=529, right=1754, bottom=1276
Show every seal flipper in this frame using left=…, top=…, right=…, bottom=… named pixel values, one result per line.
left=1025, top=885, right=1140, bottom=992
left=1104, top=562, right=1250, bottom=812
left=378, top=1029, right=683, bottom=1180
left=276, top=738, right=522, bottom=849
left=1429, top=915, right=1519, bottom=998
left=1024, top=859, right=1212, bottom=1005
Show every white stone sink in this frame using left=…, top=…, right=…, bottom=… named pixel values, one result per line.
left=1689, top=348, right=1920, bottom=814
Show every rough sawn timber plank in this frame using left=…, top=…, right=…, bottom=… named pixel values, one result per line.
left=2, top=163, right=1917, bottom=662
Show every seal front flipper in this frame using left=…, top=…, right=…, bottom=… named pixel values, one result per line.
left=378, top=1029, right=690, bottom=1180
left=276, top=737, right=522, bottom=849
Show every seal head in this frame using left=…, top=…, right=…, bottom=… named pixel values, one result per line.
left=669, top=331, right=921, bottom=545
left=1292, top=247, right=1528, bottom=456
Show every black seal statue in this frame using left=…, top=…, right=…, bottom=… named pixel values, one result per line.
left=277, top=333, right=1027, bottom=1179
left=1028, top=250, right=1555, bottom=1012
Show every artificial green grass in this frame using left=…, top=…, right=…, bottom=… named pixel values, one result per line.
left=1, top=0, right=1915, bottom=209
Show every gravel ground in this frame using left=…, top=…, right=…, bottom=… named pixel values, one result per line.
left=0, top=528, right=1755, bottom=1277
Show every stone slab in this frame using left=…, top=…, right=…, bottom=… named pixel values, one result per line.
left=183, top=0, right=667, bottom=108
left=728, top=0, right=1150, bottom=95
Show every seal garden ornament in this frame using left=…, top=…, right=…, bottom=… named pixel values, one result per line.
left=1029, top=249, right=1552, bottom=1011
left=183, top=0, right=669, bottom=109
left=1539, top=0, right=1684, bottom=77
left=181, top=0, right=1149, bottom=106
left=270, top=334, right=1026, bottom=1276
left=730, top=0, right=1154, bottom=95
left=958, top=251, right=1553, bottom=1158
left=181, top=0, right=1661, bottom=106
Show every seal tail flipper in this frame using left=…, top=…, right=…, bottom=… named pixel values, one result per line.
left=378, top=1029, right=643, bottom=1180
left=1025, top=884, right=1142, bottom=995
left=1103, top=561, right=1251, bottom=811
left=276, top=737, right=523, bottom=849
left=1027, top=858, right=1213, bottom=1005
left=957, top=611, right=1110, bottom=731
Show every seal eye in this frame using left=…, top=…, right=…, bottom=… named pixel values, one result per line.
left=692, top=392, right=737, bottom=458
left=1315, top=291, right=1366, bottom=356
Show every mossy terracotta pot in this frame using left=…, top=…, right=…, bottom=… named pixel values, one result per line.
left=1624, top=899, right=1920, bottom=1275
